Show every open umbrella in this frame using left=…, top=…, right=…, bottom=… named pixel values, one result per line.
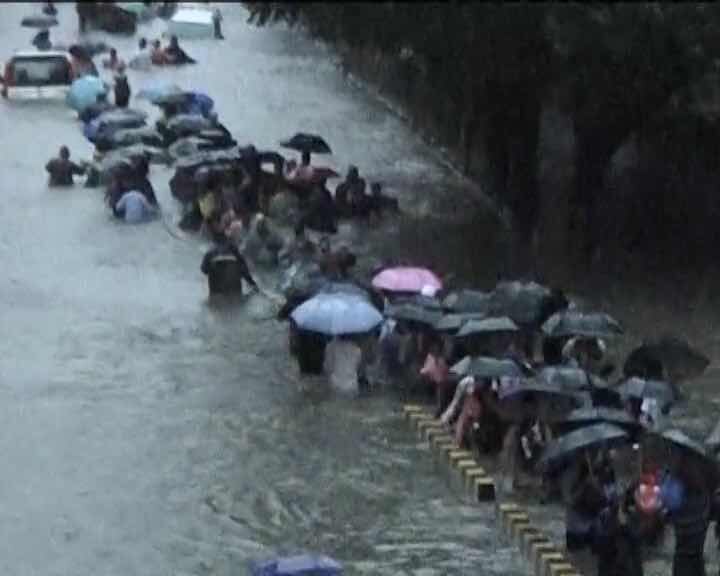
left=21, top=15, right=58, bottom=28
left=617, top=377, right=679, bottom=408
left=653, top=429, right=709, bottom=460
left=390, top=294, right=444, bottom=310
left=498, top=381, right=587, bottom=421
left=442, top=289, right=492, bottom=313
left=624, top=335, right=710, bottom=381
left=372, top=266, right=442, bottom=294
left=489, top=281, right=562, bottom=326
left=450, top=356, right=528, bottom=380
left=558, top=407, right=642, bottom=433
left=291, top=293, right=383, bottom=336
left=250, top=554, right=342, bottom=576
left=542, top=311, right=623, bottom=339
left=537, top=366, right=608, bottom=392
left=137, top=83, right=184, bottom=104
left=456, top=316, right=519, bottom=338
left=385, top=303, right=443, bottom=328
left=67, top=76, right=108, bottom=113
left=287, top=166, right=340, bottom=186
left=280, top=133, right=332, bottom=155
left=433, top=312, right=486, bottom=333
left=539, top=423, right=630, bottom=471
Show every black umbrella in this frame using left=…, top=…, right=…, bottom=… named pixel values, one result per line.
left=498, top=382, right=588, bottom=423
left=537, top=366, right=608, bottom=392
left=558, top=407, right=642, bottom=433
left=450, top=355, right=529, bottom=380
left=542, top=311, right=623, bottom=339
left=488, top=281, right=563, bottom=327
left=442, top=289, right=492, bottom=313
left=624, top=335, right=710, bottom=381
left=385, top=303, right=443, bottom=328
left=539, top=423, right=630, bottom=471
left=434, top=312, right=487, bottom=333
left=617, top=377, right=679, bottom=409
left=21, top=15, right=58, bottom=28
left=388, top=293, right=445, bottom=310
left=456, top=316, right=519, bottom=338
left=655, top=429, right=709, bottom=460
left=280, top=133, right=332, bottom=155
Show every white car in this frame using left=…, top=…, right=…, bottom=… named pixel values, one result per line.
left=166, top=7, right=215, bottom=39
left=1, top=50, right=74, bottom=100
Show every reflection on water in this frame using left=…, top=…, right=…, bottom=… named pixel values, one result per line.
left=0, top=3, right=528, bottom=575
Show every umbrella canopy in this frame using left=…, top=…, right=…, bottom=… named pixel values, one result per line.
left=488, top=281, right=559, bottom=326
left=385, top=303, right=443, bottom=328
left=21, top=15, right=58, bottom=28
left=542, top=311, right=623, bottom=339
left=450, top=356, right=528, bottom=380
left=372, top=266, right=442, bottom=294
left=558, top=407, right=642, bottom=432
left=537, top=366, right=608, bottom=392
left=67, top=76, right=109, bottom=113
left=137, top=83, right=184, bottom=104
left=388, top=293, right=444, bottom=310
left=624, top=335, right=710, bottom=381
left=167, top=114, right=214, bottom=135
left=442, top=289, right=492, bottom=313
left=653, top=429, right=710, bottom=461
left=280, top=133, right=332, bottom=154
left=456, top=316, right=519, bottom=338
left=617, top=377, right=679, bottom=408
left=434, top=312, right=487, bottom=333
left=539, top=423, right=630, bottom=471
left=250, top=554, right=342, bottom=576
left=498, top=381, right=586, bottom=421
left=291, top=293, right=383, bottom=336
left=85, top=109, right=147, bottom=142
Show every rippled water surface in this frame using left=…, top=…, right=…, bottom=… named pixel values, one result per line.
left=0, top=4, right=528, bottom=575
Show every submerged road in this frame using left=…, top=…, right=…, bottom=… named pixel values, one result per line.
left=0, top=3, right=529, bottom=575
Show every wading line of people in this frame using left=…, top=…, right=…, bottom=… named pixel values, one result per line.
left=38, top=12, right=720, bottom=576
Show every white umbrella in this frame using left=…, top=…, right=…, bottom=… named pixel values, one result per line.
left=291, top=293, right=382, bottom=336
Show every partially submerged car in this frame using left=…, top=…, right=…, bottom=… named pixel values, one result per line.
left=1, top=50, right=73, bottom=99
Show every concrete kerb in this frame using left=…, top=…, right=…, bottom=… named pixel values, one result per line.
left=401, top=405, right=581, bottom=576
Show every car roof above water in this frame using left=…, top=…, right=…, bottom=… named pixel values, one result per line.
left=11, top=50, right=70, bottom=60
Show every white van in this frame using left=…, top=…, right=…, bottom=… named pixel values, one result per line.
left=1, top=50, right=74, bottom=100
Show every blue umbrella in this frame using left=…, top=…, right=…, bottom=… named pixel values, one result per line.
left=136, top=82, right=184, bottom=104
left=187, top=92, right=214, bottom=117
left=67, top=76, right=108, bottom=112
left=250, top=554, right=343, bottom=576
left=291, top=293, right=382, bottom=336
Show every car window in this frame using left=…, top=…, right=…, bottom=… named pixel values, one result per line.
left=12, top=57, right=71, bottom=86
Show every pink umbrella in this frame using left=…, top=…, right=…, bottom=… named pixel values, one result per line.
left=372, top=266, right=443, bottom=294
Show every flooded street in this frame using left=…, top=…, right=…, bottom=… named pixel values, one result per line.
left=0, top=3, right=528, bottom=575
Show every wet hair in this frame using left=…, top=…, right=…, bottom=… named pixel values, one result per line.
left=301, top=151, right=310, bottom=165
left=170, top=35, right=179, bottom=46
left=348, top=165, right=359, bottom=179
left=110, top=48, right=117, bottom=57
left=59, top=145, right=70, bottom=159
left=139, top=38, right=147, bottom=49
left=152, top=39, right=161, bottom=48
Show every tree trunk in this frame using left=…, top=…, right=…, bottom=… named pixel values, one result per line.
left=509, top=89, right=542, bottom=245
left=571, top=131, right=619, bottom=266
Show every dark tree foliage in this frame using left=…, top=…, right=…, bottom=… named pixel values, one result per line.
left=248, top=2, right=720, bottom=266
